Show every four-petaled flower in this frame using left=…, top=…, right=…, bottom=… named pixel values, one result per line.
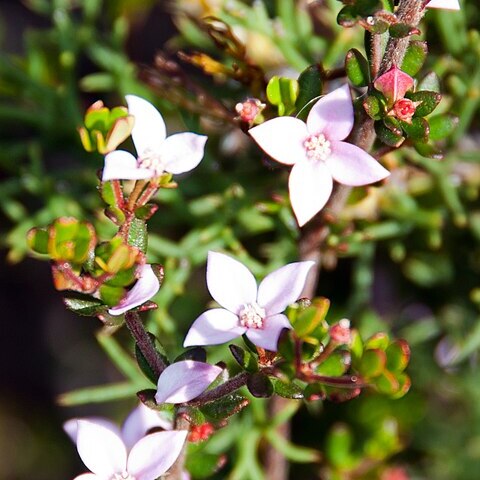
left=64, top=410, right=187, bottom=480
left=102, top=95, right=207, bottom=181
left=108, top=264, right=160, bottom=316
left=249, top=85, right=390, bottom=226
left=426, top=0, right=460, bottom=10
left=184, top=251, right=315, bottom=351
left=155, top=360, right=223, bottom=404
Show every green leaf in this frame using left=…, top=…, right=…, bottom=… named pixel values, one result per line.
left=375, top=120, right=404, bottom=147
left=357, top=349, right=387, bottom=377
left=229, top=344, right=258, bottom=372
left=265, top=429, right=320, bottom=463
left=418, top=71, right=441, bottom=92
left=185, top=451, right=225, bottom=479
left=390, top=372, right=411, bottom=399
left=99, top=284, right=125, bottom=307
left=325, top=424, right=357, bottom=469
left=365, top=333, right=390, bottom=350
left=295, top=64, right=323, bottom=119
left=100, top=180, right=124, bottom=208
left=127, top=217, right=148, bottom=253
left=64, top=294, right=106, bottom=317
left=58, top=382, right=140, bottom=406
left=293, top=297, right=330, bottom=338
left=345, top=49, right=370, bottom=88
left=400, top=117, right=430, bottom=143
left=200, top=393, right=249, bottom=420
left=175, top=347, right=207, bottom=363
left=413, top=141, right=443, bottom=159
left=363, top=93, right=386, bottom=120
left=266, top=76, right=299, bottom=116
left=135, top=332, right=170, bottom=385
left=386, top=340, right=410, bottom=372
left=401, top=41, right=428, bottom=77
left=389, top=23, right=419, bottom=39
left=271, top=378, right=304, bottom=399
left=374, top=370, right=400, bottom=395
left=246, top=373, right=274, bottom=398
left=27, top=227, right=49, bottom=254
left=407, top=90, right=442, bottom=117
left=428, top=114, right=458, bottom=140
left=316, top=351, right=350, bottom=377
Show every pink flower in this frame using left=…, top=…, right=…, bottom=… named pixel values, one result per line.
left=102, top=95, right=207, bottom=181
left=184, top=251, right=315, bottom=351
left=108, top=264, right=160, bottom=316
left=155, top=360, right=223, bottom=404
left=426, top=0, right=460, bottom=10
left=64, top=412, right=187, bottom=480
left=249, top=85, right=389, bottom=226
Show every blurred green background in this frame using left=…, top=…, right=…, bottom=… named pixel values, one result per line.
left=1, top=0, right=480, bottom=478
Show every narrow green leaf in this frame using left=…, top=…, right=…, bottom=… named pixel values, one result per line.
left=345, top=49, right=370, bottom=87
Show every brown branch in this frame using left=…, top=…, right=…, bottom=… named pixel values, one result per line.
left=124, top=311, right=166, bottom=378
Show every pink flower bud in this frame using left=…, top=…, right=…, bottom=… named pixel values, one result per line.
left=392, top=98, right=418, bottom=122
left=374, top=66, right=414, bottom=106
left=381, top=466, right=410, bottom=480
left=329, top=319, right=352, bottom=344
left=235, top=98, right=265, bottom=124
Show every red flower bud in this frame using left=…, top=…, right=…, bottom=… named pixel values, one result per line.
left=189, top=422, right=215, bottom=443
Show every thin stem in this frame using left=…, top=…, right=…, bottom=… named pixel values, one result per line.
left=127, top=180, right=148, bottom=211
left=187, top=371, right=250, bottom=406
left=124, top=311, right=166, bottom=378
left=378, top=0, right=427, bottom=76
left=168, top=415, right=190, bottom=480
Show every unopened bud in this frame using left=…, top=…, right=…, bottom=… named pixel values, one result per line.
left=189, top=422, right=215, bottom=443
left=235, top=98, right=265, bottom=125
left=391, top=98, right=420, bottom=123
left=329, top=318, right=351, bottom=344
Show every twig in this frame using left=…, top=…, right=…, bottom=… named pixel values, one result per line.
left=124, top=311, right=166, bottom=378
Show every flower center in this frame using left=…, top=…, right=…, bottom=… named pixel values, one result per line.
left=112, top=473, right=135, bottom=480
left=138, top=149, right=166, bottom=176
left=303, top=133, right=332, bottom=161
left=239, top=303, right=266, bottom=329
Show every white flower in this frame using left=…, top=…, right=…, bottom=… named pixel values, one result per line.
left=108, top=264, right=160, bottom=316
left=102, top=95, right=207, bottom=181
left=64, top=409, right=187, bottom=480
left=426, top=0, right=460, bottom=10
left=184, top=251, right=315, bottom=351
left=249, top=85, right=390, bottom=226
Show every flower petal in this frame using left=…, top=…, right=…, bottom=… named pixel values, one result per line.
left=108, top=264, right=160, bottom=316
left=288, top=160, right=333, bottom=227
left=76, top=420, right=127, bottom=476
left=155, top=360, right=223, bottom=404
left=121, top=403, right=173, bottom=451
left=102, top=150, right=153, bottom=181
left=64, top=418, right=121, bottom=444
left=73, top=474, right=101, bottom=480
left=206, top=251, right=257, bottom=314
left=128, top=430, right=188, bottom=480
left=245, top=314, right=291, bottom=351
left=306, top=85, right=354, bottom=141
left=126, top=95, right=167, bottom=156
left=326, top=141, right=390, bottom=186
left=183, top=308, right=246, bottom=347
left=257, top=261, right=315, bottom=315
left=249, top=116, right=309, bottom=165
left=161, top=133, right=208, bottom=174
left=426, top=0, right=460, bottom=9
